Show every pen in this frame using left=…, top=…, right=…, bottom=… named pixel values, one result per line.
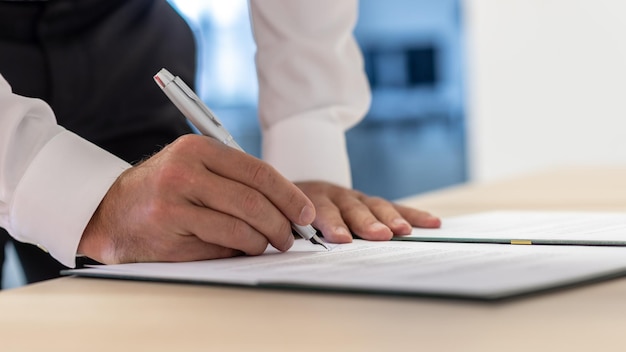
left=153, top=68, right=330, bottom=251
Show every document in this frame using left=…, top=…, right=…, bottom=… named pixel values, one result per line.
left=64, top=212, right=626, bottom=300
left=404, top=211, right=626, bottom=245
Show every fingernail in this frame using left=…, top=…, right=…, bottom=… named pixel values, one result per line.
left=392, top=218, right=411, bottom=229
left=299, top=205, right=315, bottom=224
left=428, top=215, right=442, bottom=227
left=368, top=222, right=390, bottom=233
left=333, top=227, right=352, bottom=241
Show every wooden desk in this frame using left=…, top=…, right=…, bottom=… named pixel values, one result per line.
left=2, top=167, right=626, bottom=351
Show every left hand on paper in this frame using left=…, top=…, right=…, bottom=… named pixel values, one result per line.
left=295, top=181, right=440, bottom=243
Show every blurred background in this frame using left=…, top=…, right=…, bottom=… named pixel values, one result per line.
left=3, top=0, right=467, bottom=289
left=6, top=0, right=626, bottom=288
left=166, top=0, right=468, bottom=201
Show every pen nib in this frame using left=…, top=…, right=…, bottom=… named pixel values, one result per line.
left=310, top=234, right=331, bottom=251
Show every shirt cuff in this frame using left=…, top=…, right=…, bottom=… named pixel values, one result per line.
left=262, top=110, right=352, bottom=188
left=10, top=131, right=131, bottom=268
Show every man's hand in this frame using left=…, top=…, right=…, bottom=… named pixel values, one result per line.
left=295, top=181, right=440, bottom=243
left=78, top=134, right=316, bottom=264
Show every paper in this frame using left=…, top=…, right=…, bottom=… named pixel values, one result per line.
left=404, top=211, right=626, bottom=245
left=64, top=237, right=626, bottom=300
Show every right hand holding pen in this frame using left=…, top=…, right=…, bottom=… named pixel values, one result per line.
left=77, top=134, right=316, bottom=264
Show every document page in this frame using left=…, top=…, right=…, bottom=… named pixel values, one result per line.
left=65, top=239, right=626, bottom=300
left=404, top=211, right=626, bottom=245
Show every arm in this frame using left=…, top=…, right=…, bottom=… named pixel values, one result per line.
left=250, top=0, right=370, bottom=188
left=249, top=1, right=440, bottom=242
left=0, top=74, right=130, bottom=267
left=1, top=74, right=314, bottom=265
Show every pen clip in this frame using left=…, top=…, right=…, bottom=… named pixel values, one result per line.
left=172, top=77, right=223, bottom=128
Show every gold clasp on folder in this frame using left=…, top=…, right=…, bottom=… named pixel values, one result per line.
left=510, top=240, right=532, bottom=245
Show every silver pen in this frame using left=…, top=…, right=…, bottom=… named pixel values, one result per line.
left=154, top=68, right=330, bottom=251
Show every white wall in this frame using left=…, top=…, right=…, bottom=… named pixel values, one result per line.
left=464, top=0, right=626, bottom=181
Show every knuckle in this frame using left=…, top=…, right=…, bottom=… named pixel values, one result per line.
left=173, top=134, right=202, bottom=151
left=228, top=219, right=267, bottom=256
left=246, top=161, right=275, bottom=189
left=142, top=198, right=171, bottom=222
left=166, top=134, right=211, bottom=160
left=228, top=217, right=251, bottom=240
left=342, top=206, right=361, bottom=219
left=286, top=187, right=304, bottom=207
left=367, top=196, right=388, bottom=207
left=342, top=202, right=372, bottom=221
left=151, top=155, right=194, bottom=190
left=239, top=190, right=265, bottom=218
left=153, top=165, right=182, bottom=189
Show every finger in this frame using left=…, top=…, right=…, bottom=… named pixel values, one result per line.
left=309, top=196, right=353, bottom=243
left=185, top=170, right=294, bottom=252
left=197, top=138, right=316, bottom=225
left=129, top=236, right=243, bottom=263
left=147, top=136, right=296, bottom=252
left=172, top=240, right=244, bottom=262
left=334, top=193, right=394, bottom=241
left=360, top=196, right=414, bottom=235
left=168, top=239, right=243, bottom=262
left=182, top=205, right=295, bottom=255
left=111, top=226, right=243, bottom=264
left=360, top=197, right=440, bottom=236
left=394, top=204, right=441, bottom=229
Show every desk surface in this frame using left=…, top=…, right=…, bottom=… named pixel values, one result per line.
left=2, top=167, right=626, bottom=351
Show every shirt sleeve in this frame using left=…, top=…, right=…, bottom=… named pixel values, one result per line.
left=249, top=0, right=371, bottom=188
left=0, top=74, right=131, bottom=268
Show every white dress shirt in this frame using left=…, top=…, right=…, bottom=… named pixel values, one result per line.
left=0, top=0, right=370, bottom=267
